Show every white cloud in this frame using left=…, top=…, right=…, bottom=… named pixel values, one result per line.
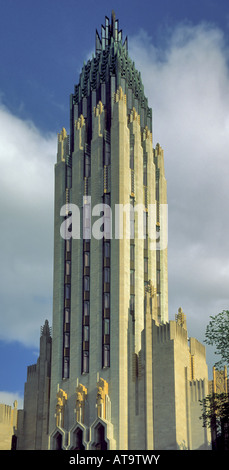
left=0, top=105, right=56, bottom=347
left=129, top=22, right=229, bottom=364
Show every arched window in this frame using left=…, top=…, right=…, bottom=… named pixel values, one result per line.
left=94, top=423, right=107, bottom=450
left=73, top=428, right=85, bottom=450
left=54, top=432, right=63, bottom=450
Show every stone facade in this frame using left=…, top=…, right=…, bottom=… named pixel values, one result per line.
left=48, top=13, right=170, bottom=450
left=147, top=303, right=209, bottom=449
left=10, top=306, right=211, bottom=450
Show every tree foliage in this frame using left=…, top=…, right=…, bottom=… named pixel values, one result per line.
left=200, top=393, right=229, bottom=432
left=204, top=309, right=229, bottom=369
left=199, top=310, right=229, bottom=448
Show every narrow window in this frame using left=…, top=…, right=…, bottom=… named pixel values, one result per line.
left=103, top=345, right=110, bottom=367
left=66, top=239, right=71, bottom=252
left=82, top=351, right=89, bottom=373
left=85, top=153, right=90, bottom=178
left=103, top=194, right=111, bottom=240
left=130, top=294, right=135, bottom=312
left=83, top=326, right=89, bottom=342
left=144, top=235, right=148, bottom=250
left=144, top=257, right=148, bottom=274
left=130, top=134, right=134, bottom=169
left=65, top=284, right=71, bottom=299
left=104, top=293, right=110, bottom=309
left=64, top=308, right=70, bottom=323
left=130, top=269, right=135, bottom=286
left=84, top=252, right=90, bottom=267
left=143, top=155, right=147, bottom=185
left=64, top=332, right=70, bottom=348
left=156, top=179, right=159, bottom=201
left=104, top=267, right=110, bottom=283
left=84, top=301, right=90, bottom=316
left=130, top=199, right=135, bottom=239
left=157, top=270, right=160, bottom=291
left=104, top=318, right=110, bottom=335
left=84, top=276, right=90, bottom=291
left=65, top=260, right=71, bottom=275
left=104, top=141, right=110, bottom=165
left=104, top=242, right=110, bottom=258
left=63, top=357, right=69, bottom=379
left=130, top=244, right=135, bottom=261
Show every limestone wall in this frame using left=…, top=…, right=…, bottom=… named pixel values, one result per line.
left=0, top=402, right=17, bottom=450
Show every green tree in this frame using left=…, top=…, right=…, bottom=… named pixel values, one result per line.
left=204, top=309, right=229, bottom=369
left=199, top=310, right=229, bottom=449
left=200, top=392, right=229, bottom=450
left=200, top=393, right=229, bottom=432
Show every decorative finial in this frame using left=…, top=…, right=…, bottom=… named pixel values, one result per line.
left=95, top=11, right=127, bottom=53
left=175, top=307, right=187, bottom=329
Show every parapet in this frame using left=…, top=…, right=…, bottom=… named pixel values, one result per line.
left=189, top=337, right=206, bottom=360
left=189, top=379, right=206, bottom=402
left=27, top=364, right=37, bottom=376
left=152, top=318, right=188, bottom=345
left=0, top=401, right=18, bottom=425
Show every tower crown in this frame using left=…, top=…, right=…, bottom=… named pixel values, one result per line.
left=95, top=11, right=128, bottom=54
left=71, top=12, right=152, bottom=151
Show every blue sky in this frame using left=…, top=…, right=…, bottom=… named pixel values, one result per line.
left=1, top=0, right=229, bottom=408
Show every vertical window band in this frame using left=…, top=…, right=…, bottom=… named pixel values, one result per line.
left=82, top=237, right=90, bottom=374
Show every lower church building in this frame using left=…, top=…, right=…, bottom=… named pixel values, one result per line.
left=15, top=305, right=210, bottom=450
left=14, top=12, right=211, bottom=450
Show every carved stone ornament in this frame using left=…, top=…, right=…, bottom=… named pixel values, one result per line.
left=75, top=383, right=87, bottom=423
left=96, top=378, right=109, bottom=419
left=56, top=387, right=67, bottom=428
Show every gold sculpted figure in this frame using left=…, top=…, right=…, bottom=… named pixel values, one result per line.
left=56, top=388, right=67, bottom=428
left=75, top=383, right=87, bottom=423
left=96, top=378, right=108, bottom=419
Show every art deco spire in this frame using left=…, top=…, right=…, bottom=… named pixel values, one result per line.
left=70, top=11, right=151, bottom=151
left=95, top=10, right=128, bottom=53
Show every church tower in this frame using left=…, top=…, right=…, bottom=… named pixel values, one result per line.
left=48, top=12, right=170, bottom=450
